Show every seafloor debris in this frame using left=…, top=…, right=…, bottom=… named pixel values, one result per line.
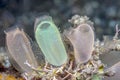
left=0, top=73, right=24, bottom=80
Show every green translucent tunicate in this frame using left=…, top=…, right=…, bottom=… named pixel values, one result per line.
left=34, top=15, right=68, bottom=66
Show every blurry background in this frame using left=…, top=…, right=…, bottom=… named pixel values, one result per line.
left=0, top=1, right=120, bottom=80
left=0, top=0, right=120, bottom=46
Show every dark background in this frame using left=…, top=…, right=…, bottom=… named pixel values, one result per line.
left=0, top=0, right=120, bottom=46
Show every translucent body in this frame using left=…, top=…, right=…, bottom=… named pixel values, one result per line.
left=34, top=16, right=68, bottom=66
left=5, top=27, right=38, bottom=74
left=104, top=62, right=120, bottom=80
left=64, top=24, right=94, bottom=64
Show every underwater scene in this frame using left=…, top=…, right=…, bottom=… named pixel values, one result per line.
left=0, top=0, right=120, bottom=80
